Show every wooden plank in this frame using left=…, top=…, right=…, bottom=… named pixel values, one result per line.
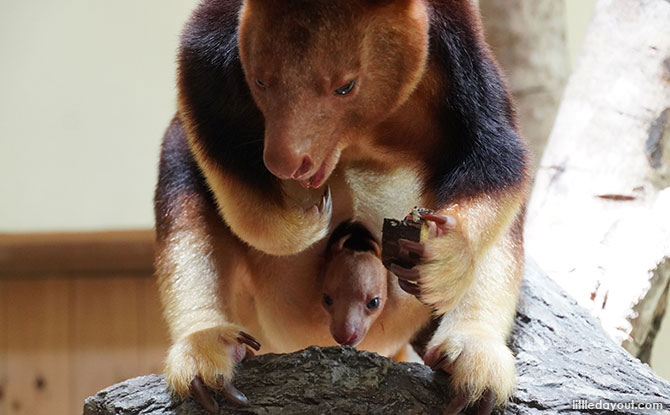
left=0, top=281, right=7, bottom=415
left=70, top=276, right=141, bottom=415
left=5, top=279, right=70, bottom=415
left=0, top=230, right=154, bottom=277
left=138, top=277, right=169, bottom=376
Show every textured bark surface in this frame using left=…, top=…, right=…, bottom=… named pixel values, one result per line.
left=83, top=261, right=670, bottom=415
left=479, top=0, right=569, bottom=172
left=525, top=0, right=670, bottom=359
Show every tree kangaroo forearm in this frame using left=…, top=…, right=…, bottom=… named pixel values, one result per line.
left=155, top=192, right=230, bottom=341
left=417, top=188, right=526, bottom=316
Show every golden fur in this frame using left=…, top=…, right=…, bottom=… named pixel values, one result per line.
left=159, top=0, right=528, bottom=408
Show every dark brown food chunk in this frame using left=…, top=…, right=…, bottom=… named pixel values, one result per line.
left=381, top=207, right=432, bottom=269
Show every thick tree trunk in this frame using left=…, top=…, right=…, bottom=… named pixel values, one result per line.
left=526, top=0, right=670, bottom=359
left=83, top=261, right=670, bottom=415
left=479, top=0, right=569, bottom=172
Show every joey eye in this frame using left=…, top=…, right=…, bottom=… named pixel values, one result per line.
left=333, top=80, right=355, bottom=96
left=255, top=80, right=266, bottom=89
left=366, top=297, right=380, bottom=310
left=323, top=294, right=333, bottom=307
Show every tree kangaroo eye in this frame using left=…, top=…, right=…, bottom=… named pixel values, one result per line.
left=323, top=294, right=334, bottom=307
left=366, top=297, right=380, bottom=310
left=255, top=79, right=266, bottom=89
left=334, top=80, right=355, bottom=96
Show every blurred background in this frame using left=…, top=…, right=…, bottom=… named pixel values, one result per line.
left=0, top=1, right=668, bottom=414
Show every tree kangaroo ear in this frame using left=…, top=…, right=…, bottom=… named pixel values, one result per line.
left=368, top=239, right=382, bottom=258
left=333, top=234, right=353, bottom=253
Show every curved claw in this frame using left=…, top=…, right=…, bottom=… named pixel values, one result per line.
left=444, top=393, right=469, bottom=415
left=190, top=376, right=218, bottom=414
left=220, top=382, right=249, bottom=407
left=237, top=331, right=261, bottom=351
left=421, top=213, right=456, bottom=229
left=422, top=213, right=456, bottom=239
left=398, top=238, right=427, bottom=259
left=398, top=278, right=422, bottom=296
left=389, top=263, right=421, bottom=282
left=321, top=185, right=332, bottom=214
left=477, top=390, right=495, bottom=415
left=423, top=345, right=457, bottom=374
left=425, top=351, right=450, bottom=372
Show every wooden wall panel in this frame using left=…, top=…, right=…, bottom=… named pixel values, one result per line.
left=0, top=281, right=7, bottom=415
left=5, top=279, right=71, bottom=415
left=138, top=277, right=169, bottom=376
left=0, top=231, right=154, bottom=276
left=1, top=274, right=169, bottom=415
left=70, top=276, right=141, bottom=414
left=0, top=231, right=171, bottom=414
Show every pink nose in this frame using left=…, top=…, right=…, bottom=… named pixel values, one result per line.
left=263, top=147, right=313, bottom=180
left=333, top=327, right=358, bottom=346
left=291, top=157, right=313, bottom=179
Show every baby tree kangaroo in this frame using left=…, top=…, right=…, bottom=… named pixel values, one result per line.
left=321, top=221, right=389, bottom=347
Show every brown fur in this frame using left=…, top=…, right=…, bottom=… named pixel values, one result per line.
left=237, top=0, right=432, bottom=181
left=158, top=0, right=528, bottom=408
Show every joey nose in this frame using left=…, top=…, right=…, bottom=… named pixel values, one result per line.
left=333, top=326, right=358, bottom=346
left=341, top=335, right=359, bottom=346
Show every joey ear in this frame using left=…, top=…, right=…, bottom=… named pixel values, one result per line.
left=369, top=239, right=382, bottom=258
left=333, top=234, right=352, bottom=253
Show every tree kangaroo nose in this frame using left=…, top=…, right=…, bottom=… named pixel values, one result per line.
left=263, top=130, right=313, bottom=179
left=332, top=325, right=357, bottom=346
left=291, top=157, right=313, bottom=179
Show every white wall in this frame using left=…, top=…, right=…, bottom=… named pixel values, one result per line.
left=0, top=0, right=600, bottom=233
left=565, top=0, right=597, bottom=65
left=0, top=0, right=199, bottom=232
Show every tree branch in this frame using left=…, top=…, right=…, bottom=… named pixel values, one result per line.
left=83, top=261, right=670, bottom=415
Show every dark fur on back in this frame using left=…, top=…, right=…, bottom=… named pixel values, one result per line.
left=176, top=0, right=526, bottom=206
left=426, top=2, right=527, bottom=202
left=178, top=0, right=278, bottom=194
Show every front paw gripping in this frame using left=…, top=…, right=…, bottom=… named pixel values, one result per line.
left=385, top=211, right=475, bottom=314
left=424, top=332, right=516, bottom=414
left=165, top=324, right=261, bottom=412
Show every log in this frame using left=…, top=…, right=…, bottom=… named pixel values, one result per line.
left=479, top=0, right=569, bottom=172
left=83, top=261, right=670, bottom=415
left=525, top=0, right=670, bottom=359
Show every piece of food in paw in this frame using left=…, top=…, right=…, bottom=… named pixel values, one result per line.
left=382, top=207, right=433, bottom=269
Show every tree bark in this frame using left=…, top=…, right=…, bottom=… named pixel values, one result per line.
left=479, top=0, right=569, bottom=172
left=525, top=0, right=670, bottom=359
left=83, top=261, right=670, bottom=415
